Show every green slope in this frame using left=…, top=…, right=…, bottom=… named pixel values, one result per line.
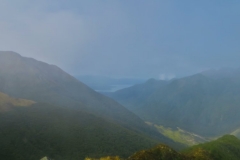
left=0, top=92, right=35, bottom=112
left=108, top=71, right=240, bottom=137
left=0, top=51, right=137, bottom=125
left=128, top=144, right=188, bottom=160
left=184, top=135, right=240, bottom=160
left=147, top=122, right=209, bottom=146
left=139, top=74, right=240, bottom=136
left=0, top=51, right=179, bottom=148
left=0, top=103, right=158, bottom=160
left=90, top=135, right=240, bottom=160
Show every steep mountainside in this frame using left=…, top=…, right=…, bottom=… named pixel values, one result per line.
left=0, top=102, right=158, bottom=160
left=0, top=51, right=136, bottom=124
left=0, top=51, right=181, bottom=152
left=107, top=71, right=240, bottom=137
left=139, top=73, right=240, bottom=136
left=0, top=51, right=159, bottom=138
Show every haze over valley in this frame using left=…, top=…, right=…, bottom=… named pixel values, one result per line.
left=1, top=1, right=240, bottom=160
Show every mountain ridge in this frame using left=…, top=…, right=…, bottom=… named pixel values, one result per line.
left=0, top=51, right=182, bottom=157
left=0, top=51, right=147, bottom=129
left=88, top=135, right=240, bottom=160
left=106, top=70, right=240, bottom=137
left=104, top=78, right=168, bottom=112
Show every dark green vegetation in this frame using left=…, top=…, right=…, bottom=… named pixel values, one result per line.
left=0, top=103, right=158, bottom=160
left=128, top=144, right=213, bottom=160
left=147, top=122, right=208, bottom=146
left=0, top=51, right=170, bottom=140
left=0, top=51, right=141, bottom=128
left=0, top=51, right=181, bottom=159
left=107, top=69, right=240, bottom=137
left=2, top=51, right=240, bottom=159
left=89, top=135, right=240, bottom=160
left=128, top=144, right=189, bottom=160
left=184, top=135, right=240, bottom=160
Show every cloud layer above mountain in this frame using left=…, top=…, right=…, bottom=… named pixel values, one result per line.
left=0, top=0, right=240, bottom=78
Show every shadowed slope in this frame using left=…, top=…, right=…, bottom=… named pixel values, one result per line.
left=0, top=51, right=149, bottom=133
left=0, top=51, right=181, bottom=151
left=184, top=135, right=240, bottom=160
left=108, top=71, right=240, bottom=137
left=139, top=74, right=240, bottom=136
left=0, top=103, right=158, bottom=160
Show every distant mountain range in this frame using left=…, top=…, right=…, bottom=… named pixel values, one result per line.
left=0, top=51, right=180, bottom=159
left=106, top=68, right=240, bottom=138
left=76, top=75, right=145, bottom=92
left=2, top=51, right=240, bottom=159
left=104, top=78, right=169, bottom=112
left=0, top=51, right=152, bottom=133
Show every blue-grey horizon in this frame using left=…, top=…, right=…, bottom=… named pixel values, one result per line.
left=0, top=0, right=239, bottom=79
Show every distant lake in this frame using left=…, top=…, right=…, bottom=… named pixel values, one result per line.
left=95, top=84, right=132, bottom=92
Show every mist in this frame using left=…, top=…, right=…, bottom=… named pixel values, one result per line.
left=0, top=1, right=240, bottom=79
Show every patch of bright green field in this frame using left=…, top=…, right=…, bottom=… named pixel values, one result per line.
left=146, top=122, right=209, bottom=146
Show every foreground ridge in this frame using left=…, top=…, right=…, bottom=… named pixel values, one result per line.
left=87, top=135, right=240, bottom=160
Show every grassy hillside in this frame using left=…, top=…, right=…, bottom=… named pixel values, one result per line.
left=184, top=135, right=240, bottom=160
left=108, top=71, right=240, bottom=137
left=87, top=135, right=240, bottom=160
left=0, top=92, right=35, bottom=112
left=139, top=74, right=240, bottom=136
left=0, top=51, right=136, bottom=124
left=0, top=103, right=159, bottom=160
left=146, top=122, right=209, bottom=146
left=128, top=144, right=188, bottom=160
left=90, top=144, right=212, bottom=160
left=0, top=51, right=178, bottom=148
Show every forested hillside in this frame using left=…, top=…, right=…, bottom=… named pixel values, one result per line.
left=0, top=52, right=182, bottom=159
left=107, top=71, right=240, bottom=137
left=0, top=102, right=157, bottom=160
left=0, top=51, right=178, bottom=146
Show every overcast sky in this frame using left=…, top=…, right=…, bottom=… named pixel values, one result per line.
left=0, top=0, right=240, bottom=79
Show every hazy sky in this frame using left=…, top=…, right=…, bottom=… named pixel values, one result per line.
left=0, top=1, right=240, bottom=79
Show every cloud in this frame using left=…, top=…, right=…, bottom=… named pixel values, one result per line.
left=0, top=1, right=91, bottom=66
left=0, top=0, right=132, bottom=74
left=0, top=1, right=240, bottom=79
left=159, top=74, right=176, bottom=80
